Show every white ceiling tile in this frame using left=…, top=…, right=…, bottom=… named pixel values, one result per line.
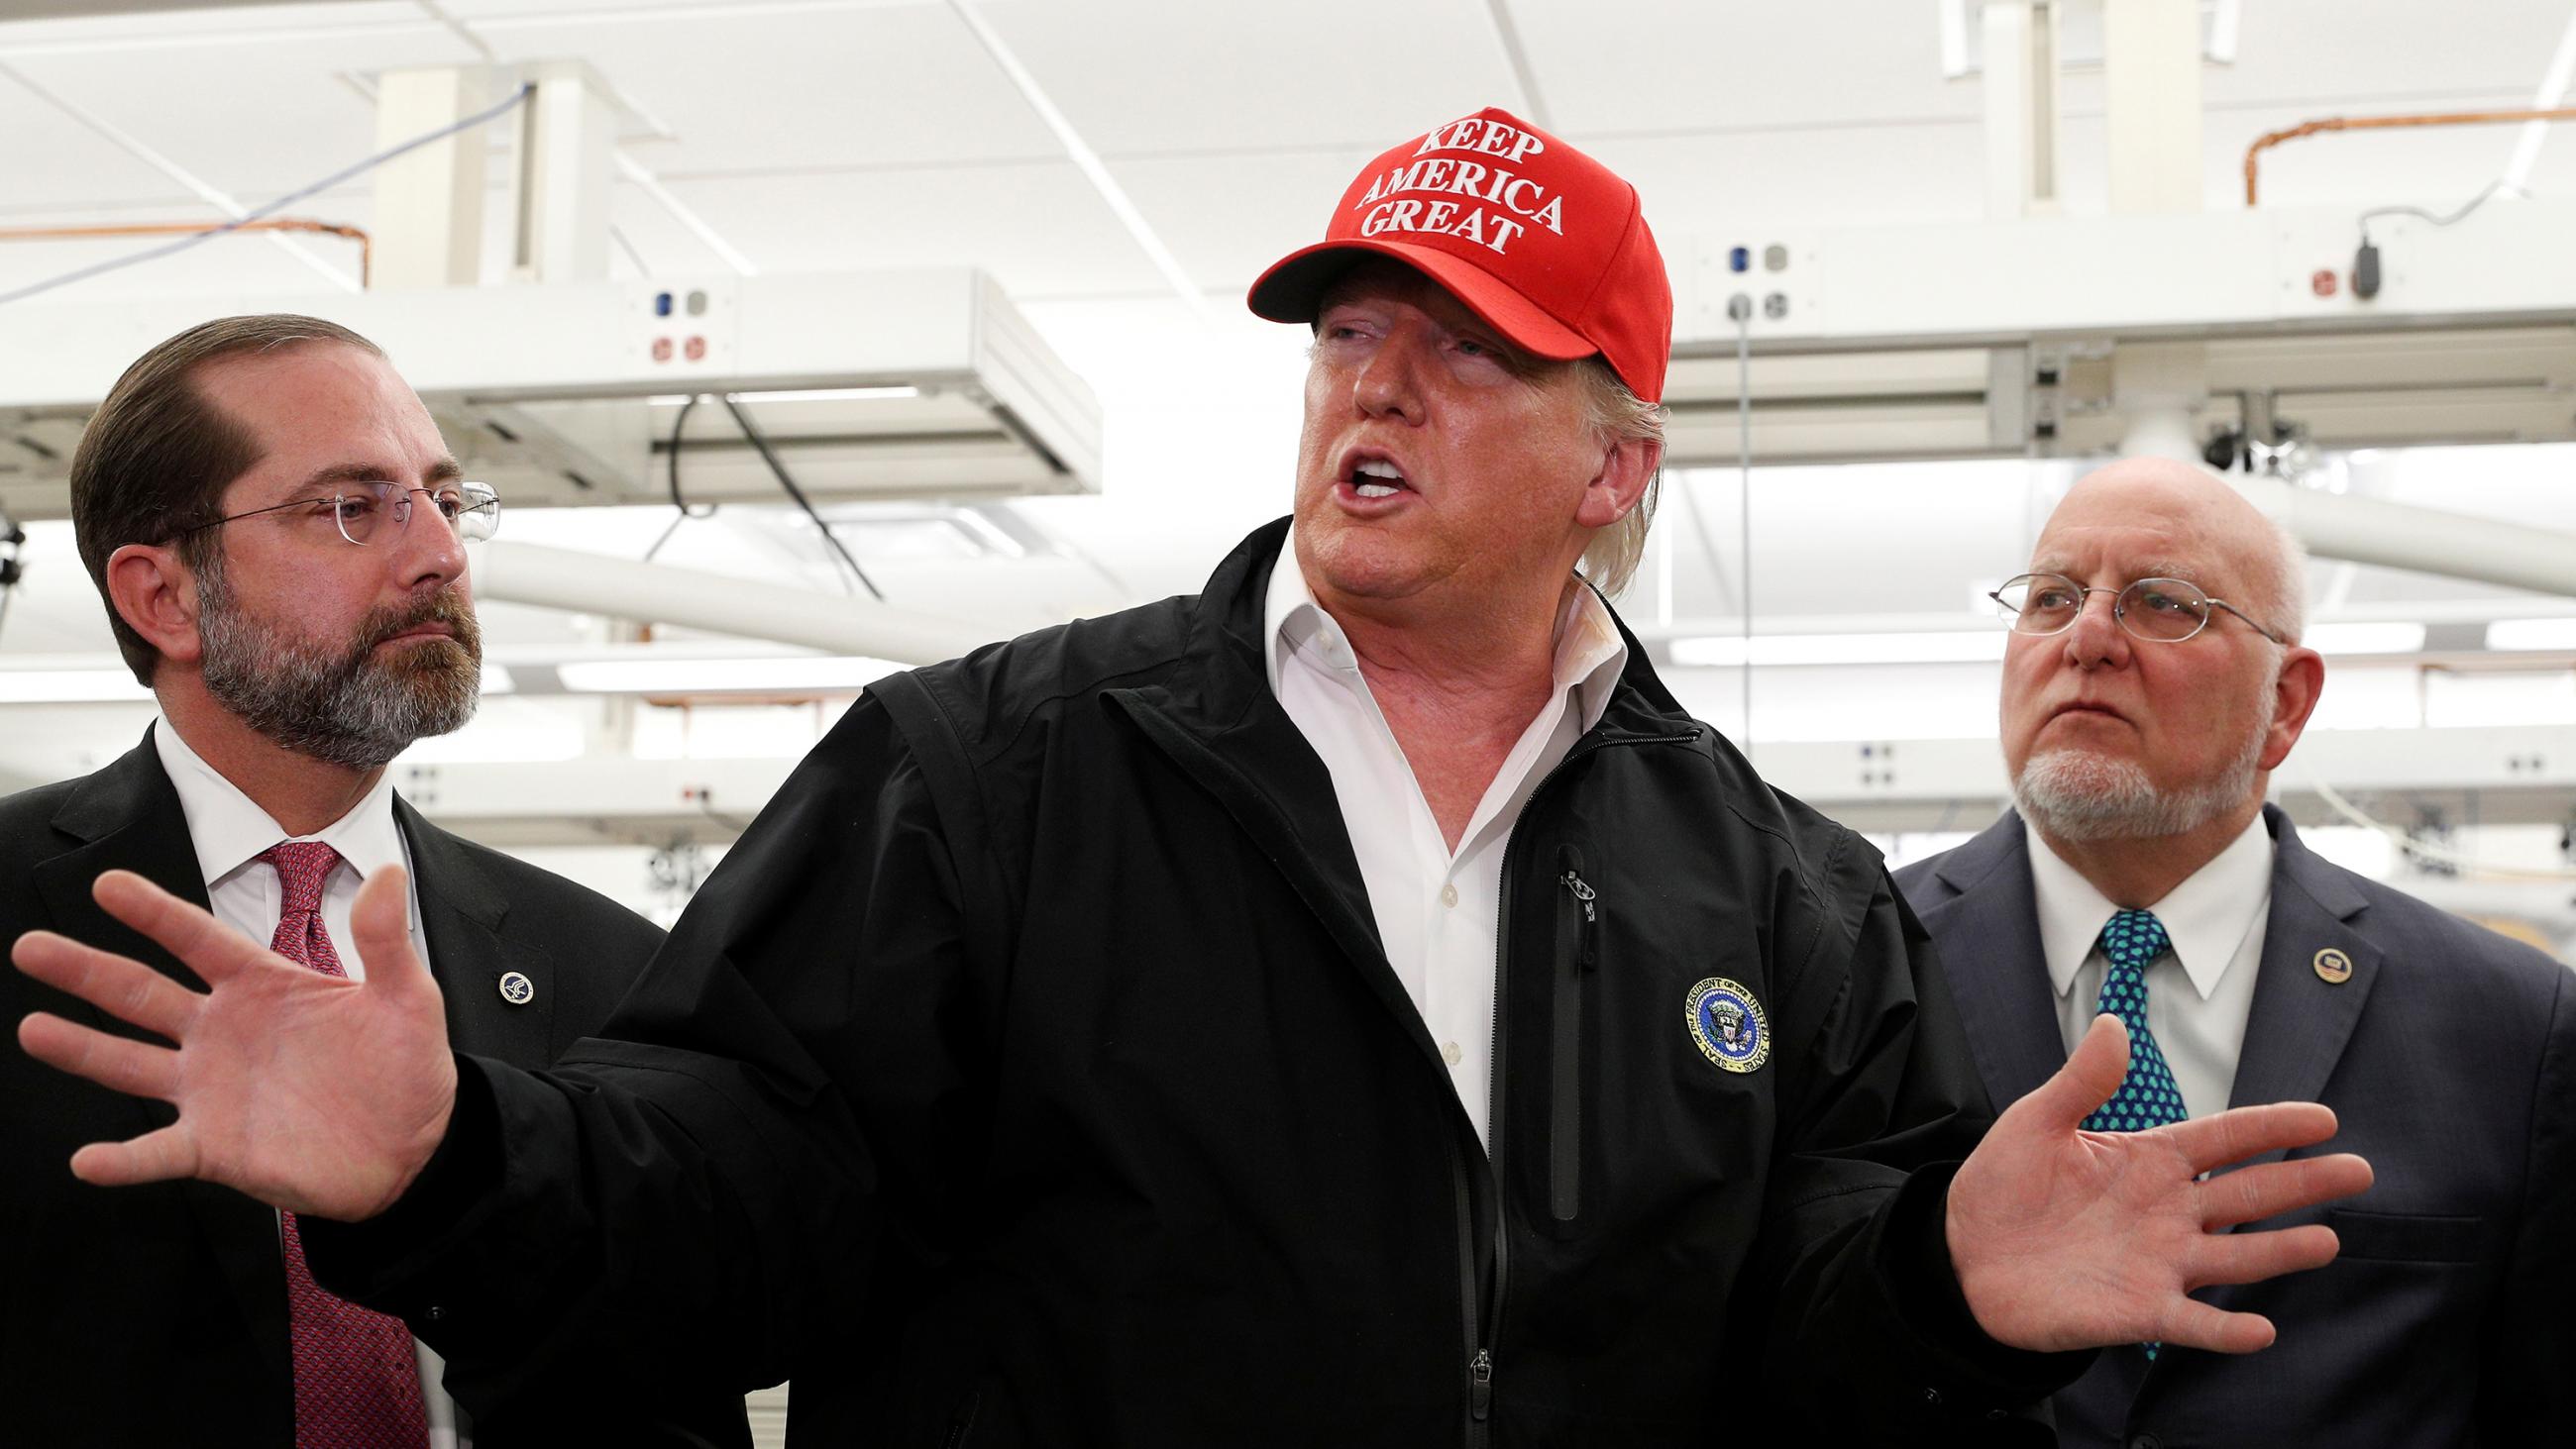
left=649, top=161, right=1168, bottom=296
left=1585, top=122, right=1988, bottom=239
left=1100, top=146, right=1382, bottom=294
left=974, top=0, right=1522, bottom=155
left=1508, top=0, right=1976, bottom=136
left=477, top=4, right=1058, bottom=172
left=2, top=32, right=484, bottom=201
left=2210, top=0, right=2575, bottom=105
left=0, top=72, right=198, bottom=211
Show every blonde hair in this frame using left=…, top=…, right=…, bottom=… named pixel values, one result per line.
left=1573, top=359, right=1665, bottom=596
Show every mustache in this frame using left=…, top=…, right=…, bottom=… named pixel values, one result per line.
left=359, top=589, right=480, bottom=656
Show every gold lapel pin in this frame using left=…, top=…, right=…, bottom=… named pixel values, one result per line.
left=2312, top=948, right=2353, bottom=984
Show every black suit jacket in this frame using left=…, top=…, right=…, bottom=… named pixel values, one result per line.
left=0, top=732, right=749, bottom=1448
left=1895, top=805, right=2574, bottom=1448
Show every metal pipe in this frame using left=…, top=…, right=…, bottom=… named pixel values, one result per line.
left=2244, top=106, right=2576, bottom=205
left=0, top=219, right=373, bottom=284
left=2229, top=474, right=2576, bottom=600
left=473, top=541, right=998, bottom=664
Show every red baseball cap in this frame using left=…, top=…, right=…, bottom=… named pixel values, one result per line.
left=1245, top=107, right=1671, bottom=403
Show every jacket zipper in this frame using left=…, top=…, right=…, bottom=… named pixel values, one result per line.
left=1467, top=728, right=1691, bottom=1443
left=1550, top=846, right=1597, bottom=1223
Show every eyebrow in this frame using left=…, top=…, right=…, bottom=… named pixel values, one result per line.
left=285, top=457, right=464, bottom=494
left=2032, top=559, right=2211, bottom=585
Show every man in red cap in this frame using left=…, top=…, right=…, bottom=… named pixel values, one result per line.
left=19, top=109, right=2368, bottom=1445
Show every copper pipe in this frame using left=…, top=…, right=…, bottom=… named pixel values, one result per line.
left=2246, top=106, right=2576, bottom=205
left=0, top=217, right=373, bottom=284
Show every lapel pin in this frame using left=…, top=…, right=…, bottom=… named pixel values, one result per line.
left=2312, top=948, right=2353, bottom=984
left=497, top=971, right=536, bottom=1006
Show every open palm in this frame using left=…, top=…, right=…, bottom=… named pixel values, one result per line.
left=13, top=867, right=457, bottom=1220
left=1948, top=1015, right=2373, bottom=1354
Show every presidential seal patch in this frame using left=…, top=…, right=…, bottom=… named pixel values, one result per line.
left=1686, top=978, right=1770, bottom=1074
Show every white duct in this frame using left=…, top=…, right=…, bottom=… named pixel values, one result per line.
left=2230, top=474, right=2576, bottom=600
left=473, top=541, right=1001, bottom=664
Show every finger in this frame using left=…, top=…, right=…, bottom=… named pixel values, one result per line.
left=68, top=1123, right=201, bottom=1189
left=90, top=870, right=269, bottom=986
left=2154, top=1296, right=2278, bottom=1355
left=2161, top=1101, right=2341, bottom=1176
left=18, top=1011, right=181, bottom=1101
left=2184, top=1222, right=2342, bottom=1290
left=12, top=930, right=201, bottom=1041
left=349, top=865, right=432, bottom=1001
left=2015, top=1014, right=2129, bottom=1131
left=2198, top=1153, right=2375, bottom=1230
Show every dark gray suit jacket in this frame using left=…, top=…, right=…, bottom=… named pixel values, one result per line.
left=1894, top=805, right=2573, bottom=1448
left=0, top=731, right=750, bottom=1448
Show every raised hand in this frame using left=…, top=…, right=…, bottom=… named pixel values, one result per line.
left=1947, top=1014, right=2373, bottom=1354
left=12, top=867, right=458, bottom=1221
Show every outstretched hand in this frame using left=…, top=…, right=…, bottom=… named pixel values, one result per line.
left=1948, top=1014, right=2373, bottom=1355
left=13, top=867, right=458, bottom=1221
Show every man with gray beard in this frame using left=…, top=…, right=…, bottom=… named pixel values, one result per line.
left=1894, top=456, right=2574, bottom=1447
left=0, top=315, right=748, bottom=1448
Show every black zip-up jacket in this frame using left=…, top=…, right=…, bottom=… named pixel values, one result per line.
left=311, top=519, right=2083, bottom=1445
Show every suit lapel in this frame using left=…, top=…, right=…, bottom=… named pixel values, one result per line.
left=1917, top=813, right=2070, bottom=1114
left=2222, top=807, right=2380, bottom=1136
left=2154, top=809, right=2385, bottom=1390
left=30, top=735, right=292, bottom=1388
left=396, top=798, right=556, bottom=1063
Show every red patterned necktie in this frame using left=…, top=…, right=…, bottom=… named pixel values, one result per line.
left=261, top=841, right=430, bottom=1449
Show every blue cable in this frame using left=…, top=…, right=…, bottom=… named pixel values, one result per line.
left=0, top=81, right=534, bottom=309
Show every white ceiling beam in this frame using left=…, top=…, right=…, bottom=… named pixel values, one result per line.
left=942, top=0, right=1215, bottom=323
left=1482, top=0, right=1553, bottom=130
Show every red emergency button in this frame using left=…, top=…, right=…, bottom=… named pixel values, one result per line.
left=685, top=335, right=707, bottom=362
left=650, top=336, right=674, bottom=362
left=2310, top=268, right=2338, bottom=297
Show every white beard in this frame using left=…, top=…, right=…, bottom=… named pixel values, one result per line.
left=2013, top=716, right=2268, bottom=844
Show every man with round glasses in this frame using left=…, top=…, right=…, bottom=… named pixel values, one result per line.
left=0, top=315, right=746, bottom=1447
left=1897, top=455, right=2573, bottom=1446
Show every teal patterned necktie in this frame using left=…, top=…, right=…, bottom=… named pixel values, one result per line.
left=2081, top=908, right=2189, bottom=1133
left=2080, top=906, right=2185, bottom=1363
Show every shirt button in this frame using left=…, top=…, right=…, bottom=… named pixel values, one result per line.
left=1441, top=1041, right=1462, bottom=1067
left=2128, top=1436, right=2161, bottom=1449
left=1440, top=883, right=1459, bottom=908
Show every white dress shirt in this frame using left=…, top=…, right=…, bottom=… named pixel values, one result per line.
left=1264, top=535, right=1627, bottom=1149
left=153, top=721, right=464, bottom=1449
left=2025, top=812, right=2274, bottom=1121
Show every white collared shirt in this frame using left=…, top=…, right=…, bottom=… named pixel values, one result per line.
left=2025, top=812, right=2274, bottom=1121
left=1264, top=534, right=1628, bottom=1149
left=151, top=720, right=464, bottom=1449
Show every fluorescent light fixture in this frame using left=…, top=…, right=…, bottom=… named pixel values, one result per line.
left=481, top=664, right=515, bottom=696
left=647, top=386, right=923, bottom=406
left=2487, top=617, right=2576, bottom=651
left=2303, top=623, right=2426, bottom=656
left=1671, top=631, right=2006, bottom=668
left=556, top=656, right=906, bottom=694
left=0, top=669, right=152, bottom=703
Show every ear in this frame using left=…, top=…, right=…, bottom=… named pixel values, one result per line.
left=2259, top=646, right=2326, bottom=771
left=103, top=541, right=207, bottom=668
left=1572, top=434, right=1662, bottom=531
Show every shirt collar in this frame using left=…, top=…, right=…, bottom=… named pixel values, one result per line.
left=1262, top=529, right=1629, bottom=731
left=2024, top=811, right=2276, bottom=1003
left=152, top=718, right=409, bottom=892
